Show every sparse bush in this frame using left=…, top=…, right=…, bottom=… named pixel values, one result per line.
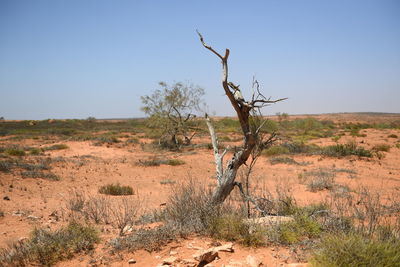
left=269, top=156, right=308, bottom=165
left=277, top=215, right=321, bottom=244
left=5, top=148, right=25, bottom=156
left=43, top=144, right=69, bottom=151
left=262, top=145, right=289, bottom=156
left=93, top=135, right=120, bottom=145
left=320, top=142, right=372, bottom=158
left=388, top=134, right=398, bottom=138
left=0, top=160, right=12, bottom=172
left=307, top=176, right=334, bottom=192
left=84, top=195, right=111, bottom=224
left=302, top=168, right=335, bottom=192
left=99, top=183, right=134, bottom=196
left=29, top=148, right=43, bottom=155
left=110, top=198, right=141, bottom=236
left=311, top=233, right=400, bottom=267
left=164, top=180, right=214, bottom=233
left=165, top=159, right=185, bottom=166
left=372, top=143, right=390, bottom=152
left=0, top=222, right=99, bottom=267
left=21, top=171, right=60, bottom=181
left=160, top=179, right=176, bottom=185
left=110, top=224, right=177, bottom=252
left=208, top=213, right=266, bottom=247
left=137, top=158, right=185, bottom=167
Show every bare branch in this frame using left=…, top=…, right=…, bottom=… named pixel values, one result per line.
left=205, top=114, right=224, bottom=184
left=196, top=30, right=228, bottom=62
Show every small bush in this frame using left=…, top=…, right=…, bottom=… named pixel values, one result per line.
left=21, top=171, right=60, bottom=181
left=165, top=159, right=185, bottom=166
left=43, top=144, right=69, bottom=151
left=99, top=183, right=134, bottom=196
left=320, top=142, right=372, bottom=158
left=29, top=148, right=43, bottom=155
left=137, top=158, right=185, bottom=167
left=208, top=213, right=266, bottom=247
left=0, top=160, right=12, bottom=172
left=110, top=224, right=177, bottom=252
left=274, top=215, right=321, bottom=245
left=160, top=179, right=176, bottom=185
left=387, top=134, right=398, bottom=138
left=262, top=145, right=289, bottom=156
left=303, top=168, right=335, bottom=192
left=311, top=233, right=400, bottom=267
left=269, top=156, right=308, bottom=165
left=0, top=222, right=99, bottom=267
left=5, top=148, right=26, bottom=156
left=372, top=143, right=390, bottom=152
left=307, top=176, right=334, bottom=192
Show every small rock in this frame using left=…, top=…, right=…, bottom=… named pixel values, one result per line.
left=169, top=250, right=178, bottom=255
left=193, top=249, right=218, bottom=263
left=27, top=215, right=39, bottom=221
left=246, top=255, right=262, bottom=267
left=3, top=196, right=10, bottom=201
left=128, top=258, right=136, bottom=264
left=214, top=242, right=234, bottom=252
left=162, top=256, right=177, bottom=265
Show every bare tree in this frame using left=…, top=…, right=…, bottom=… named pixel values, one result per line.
left=198, top=31, right=286, bottom=205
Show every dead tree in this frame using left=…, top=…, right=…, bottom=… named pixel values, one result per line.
left=198, top=31, right=287, bottom=205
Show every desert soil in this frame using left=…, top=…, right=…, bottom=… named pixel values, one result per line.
left=1, top=113, right=399, bottom=267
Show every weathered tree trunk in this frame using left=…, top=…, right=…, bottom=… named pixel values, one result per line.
left=198, top=31, right=286, bottom=205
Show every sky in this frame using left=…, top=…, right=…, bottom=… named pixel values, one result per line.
left=0, top=0, right=399, bottom=120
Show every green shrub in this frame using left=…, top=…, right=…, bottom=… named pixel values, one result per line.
left=137, top=158, right=185, bottom=166
left=269, top=156, right=308, bottom=165
left=262, top=145, right=289, bottom=156
left=98, top=183, right=134, bottom=196
left=29, top=148, right=43, bottom=155
left=165, top=159, right=185, bottom=166
left=5, top=148, right=25, bottom=156
left=277, top=215, right=321, bottom=244
left=0, top=222, right=99, bottom=267
left=311, top=233, right=400, bottom=267
left=372, top=143, right=390, bottom=152
left=160, top=179, right=176, bottom=185
left=209, top=214, right=266, bottom=247
left=321, top=142, right=372, bottom=157
left=269, top=156, right=298, bottom=165
left=110, top=224, right=177, bottom=252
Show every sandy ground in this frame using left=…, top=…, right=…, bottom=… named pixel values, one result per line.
left=1, top=114, right=399, bottom=266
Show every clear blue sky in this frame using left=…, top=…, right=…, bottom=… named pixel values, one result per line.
left=1, top=0, right=399, bottom=120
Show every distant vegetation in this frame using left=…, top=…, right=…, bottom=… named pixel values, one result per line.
left=99, top=183, right=134, bottom=196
